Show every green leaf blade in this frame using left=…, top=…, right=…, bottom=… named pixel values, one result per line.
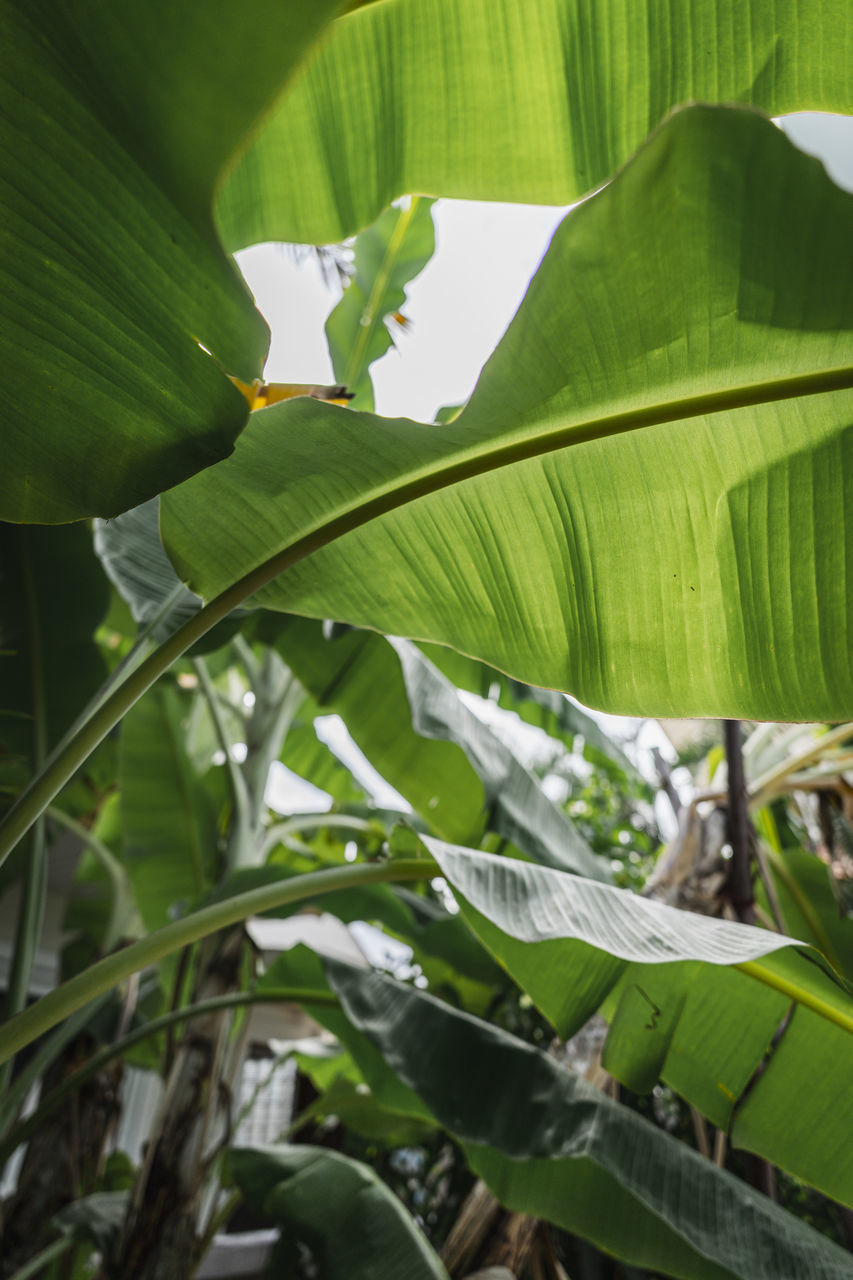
left=163, top=107, right=853, bottom=721
left=1, top=0, right=341, bottom=521
left=216, top=0, right=853, bottom=247
left=324, top=960, right=853, bottom=1279
left=230, top=1145, right=450, bottom=1280
left=427, top=838, right=853, bottom=1203
left=326, top=197, right=436, bottom=409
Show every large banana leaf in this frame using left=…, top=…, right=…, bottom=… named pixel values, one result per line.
left=0, top=0, right=341, bottom=522
left=425, top=838, right=853, bottom=1205
left=230, top=1145, right=450, bottom=1280
left=215, top=0, right=853, bottom=247
left=163, top=107, right=853, bottom=719
left=268, top=949, right=853, bottom=1279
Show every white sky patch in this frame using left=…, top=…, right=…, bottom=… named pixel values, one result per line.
left=370, top=200, right=571, bottom=420
left=236, top=113, right=853, bottom=426
left=777, top=112, right=853, bottom=192
left=265, top=760, right=333, bottom=815
left=235, top=200, right=570, bottom=424
left=314, top=714, right=410, bottom=811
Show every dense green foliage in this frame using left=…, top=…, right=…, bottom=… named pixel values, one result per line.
left=1, top=3, right=853, bottom=1278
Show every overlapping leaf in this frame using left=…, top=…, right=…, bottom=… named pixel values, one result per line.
left=216, top=0, right=853, bottom=246
left=271, top=619, right=603, bottom=875
left=164, top=108, right=853, bottom=719
left=0, top=0, right=341, bottom=521
left=420, top=643, right=637, bottom=776
left=266, top=949, right=853, bottom=1279
left=93, top=498, right=244, bottom=653
left=425, top=838, right=853, bottom=1204
left=230, top=1145, right=449, bottom=1280
left=269, top=617, right=485, bottom=846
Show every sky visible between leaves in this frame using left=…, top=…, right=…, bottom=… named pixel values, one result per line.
left=236, top=114, right=853, bottom=424
left=245, top=112, right=853, bottom=819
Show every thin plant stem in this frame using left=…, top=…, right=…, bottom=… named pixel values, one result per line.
left=723, top=720, right=753, bottom=923
left=5, top=1233, right=75, bottom=1280
left=0, top=858, right=437, bottom=1066
left=262, top=813, right=374, bottom=858
left=198, top=1188, right=242, bottom=1256
left=0, top=535, right=48, bottom=1095
left=231, top=633, right=262, bottom=689
left=689, top=1106, right=711, bottom=1159
left=751, top=841, right=787, bottom=936
left=192, top=656, right=250, bottom=820
left=46, top=805, right=136, bottom=953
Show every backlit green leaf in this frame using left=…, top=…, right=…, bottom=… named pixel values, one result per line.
left=163, top=108, right=853, bottom=720
left=216, top=0, right=853, bottom=246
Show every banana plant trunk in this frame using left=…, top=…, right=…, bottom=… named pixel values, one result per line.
left=0, top=1035, right=123, bottom=1278
left=108, top=926, right=248, bottom=1280
left=442, top=1179, right=542, bottom=1278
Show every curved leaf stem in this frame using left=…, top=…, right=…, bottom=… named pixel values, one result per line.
left=0, top=536, right=48, bottom=1094
left=0, top=857, right=437, bottom=1066
left=46, top=806, right=137, bottom=952
left=262, top=812, right=375, bottom=857
left=736, top=958, right=853, bottom=1034
left=0, top=987, right=339, bottom=1166
left=1, top=365, right=852, bottom=869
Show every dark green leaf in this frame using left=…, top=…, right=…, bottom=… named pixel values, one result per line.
left=229, top=1145, right=449, bottom=1280
left=0, top=524, right=108, bottom=766
left=1, top=0, right=340, bottom=520
left=323, top=960, right=853, bottom=1280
